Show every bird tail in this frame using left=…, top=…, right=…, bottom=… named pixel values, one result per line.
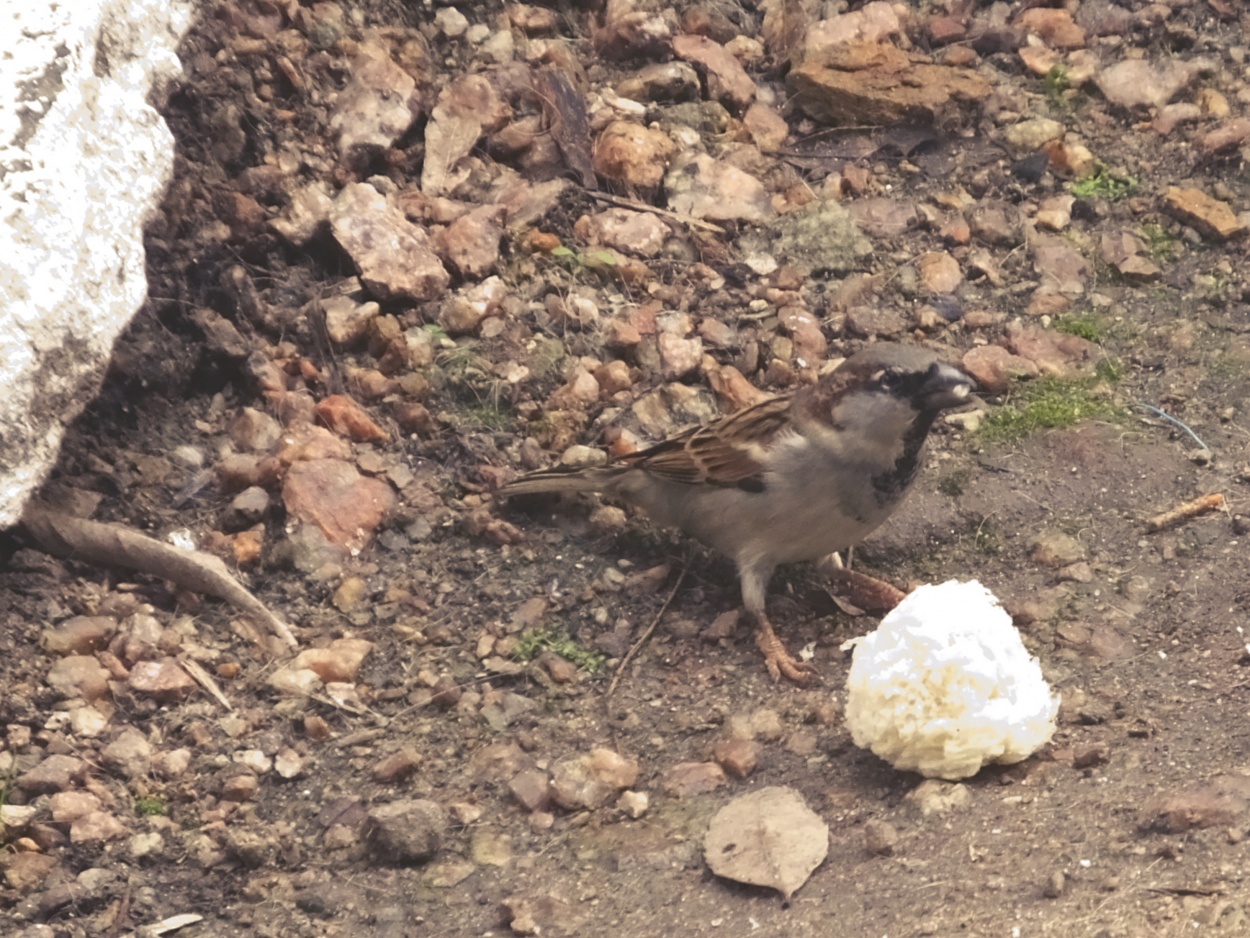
left=499, top=466, right=620, bottom=497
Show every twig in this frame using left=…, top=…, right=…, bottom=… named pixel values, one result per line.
left=1144, top=493, right=1227, bottom=532
left=178, top=657, right=234, bottom=711
left=586, top=191, right=725, bottom=234
left=1136, top=403, right=1209, bottom=451
left=21, top=503, right=298, bottom=650
left=606, top=566, right=687, bottom=698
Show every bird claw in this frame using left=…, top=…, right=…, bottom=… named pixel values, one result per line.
left=754, top=617, right=818, bottom=684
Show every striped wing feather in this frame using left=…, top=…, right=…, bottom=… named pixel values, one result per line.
left=621, top=395, right=793, bottom=487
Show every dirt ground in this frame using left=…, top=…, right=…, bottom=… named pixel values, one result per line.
left=5, top=1, right=1250, bottom=936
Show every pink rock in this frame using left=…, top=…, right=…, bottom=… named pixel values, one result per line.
left=961, top=345, right=1040, bottom=393
left=331, top=183, right=450, bottom=301
left=282, top=458, right=396, bottom=551
left=46, top=655, right=111, bottom=701
left=128, top=658, right=196, bottom=701
left=293, top=637, right=375, bottom=683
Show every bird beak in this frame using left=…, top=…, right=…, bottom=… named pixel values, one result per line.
left=919, top=362, right=976, bottom=411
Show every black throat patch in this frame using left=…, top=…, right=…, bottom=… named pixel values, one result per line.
left=871, top=411, right=936, bottom=503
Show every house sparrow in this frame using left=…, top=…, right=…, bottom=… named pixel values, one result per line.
left=501, top=343, right=975, bottom=683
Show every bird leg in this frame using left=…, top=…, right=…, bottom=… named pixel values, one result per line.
left=739, top=558, right=815, bottom=683
left=752, top=608, right=816, bottom=683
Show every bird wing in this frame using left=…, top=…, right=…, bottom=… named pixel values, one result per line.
left=620, top=394, right=794, bottom=487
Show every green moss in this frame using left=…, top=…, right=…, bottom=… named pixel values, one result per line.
left=937, top=468, right=973, bottom=498
left=1054, top=314, right=1106, bottom=342
left=134, top=796, right=167, bottom=816
left=1072, top=168, right=1138, bottom=201
left=1139, top=222, right=1178, bottom=260
left=978, top=376, right=1124, bottom=443
left=515, top=627, right=606, bottom=674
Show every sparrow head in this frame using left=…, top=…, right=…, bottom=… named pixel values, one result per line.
left=802, top=344, right=976, bottom=441
left=837, top=343, right=974, bottom=412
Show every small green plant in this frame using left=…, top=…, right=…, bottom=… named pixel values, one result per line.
left=1072, top=168, right=1138, bottom=201
left=1095, top=356, right=1124, bottom=383
left=1042, top=65, right=1071, bottom=101
left=937, top=468, right=973, bottom=498
left=549, top=246, right=619, bottom=275
left=1054, top=314, right=1106, bottom=343
left=134, top=795, right=167, bottom=816
left=978, top=376, right=1124, bottom=443
left=968, top=517, right=1001, bottom=557
left=1139, top=222, right=1177, bottom=260
left=515, top=627, right=606, bottom=673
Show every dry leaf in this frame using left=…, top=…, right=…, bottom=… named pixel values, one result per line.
left=703, top=786, right=828, bottom=899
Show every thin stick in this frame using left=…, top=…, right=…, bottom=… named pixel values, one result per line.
left=178, top=657, right=234, bottom=711
left=1144, top=493, right=1227, bottom=532
left=586, top=191, right=725, bottom=234
left=1136, top=403, right=1210, bottom=450
left=606, top=567, right=687, bottom=698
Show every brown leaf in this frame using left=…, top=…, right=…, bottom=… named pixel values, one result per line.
left=704, top=786, right=829, bottom=899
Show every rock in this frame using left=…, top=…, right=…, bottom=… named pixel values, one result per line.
left=768, top=200, right=872, bottom=274
left=1162, top=187, right=1246, bottom=242
left=101, top=728, right=152, bottom=778
left=421, top=74, right=511, bottom=196
left=788, top=44, right=991, bottom=127
left=18, top=755, right=87, bottom=794
left=282, top=458, right=396, bottom=552
left=1094, top=59, right=1210, bottom=110
left=46, top=655, right=111, bottom=701
left=574, top=209, right=668, bottom=257
left=617, top=61, right=700, bottom=103
left=862, top=818, right=899, bottom=856
left=2, top=852, right=59, bottom=894
left=660, top=761, right=728, bottom=797
left=433, top=203, right=506, bottom=277
left=1031, top=234, right=1092, bottom=295
left=1029, top=531, right=1085, bottom=567
left=1002, top=118, right=1065, bottom=155
left=322, top=294, right=380, bottom=347
left=593, top=121, right=677, bottom=189
left=968, top=202, right=1022, bottom=247
left=1139, top=777, right=1250, bottom=833
left=617, top=790, right=649, bottom=819
left=1035, top=195, right=1074, bottom=232
left=800, top=2, right=902, bottom=63
left=903, top=779, right=971, bottom=817
left=373, top=747, right=423, bottom=784
left=41, top=617, right=117, bottom=656
left=128, top=658, right=196, bottom=701
left=845, top=305, right=908, bottom=338
left=367, top=799, right=448, bottom=862
left=657, top=333, right=703, bottom=380
left=548, top=748, right=639, bottom=810
left=293, top=637, right=375, bottom=683
left=0, top=0, right=192, bottom=528
left=847, top=198, right=919, bottom=239
left=329, top=41, right=417, bottom=159
left=664, top=153, right=772, bottom=223
left=671, top=34, right=756, bottom=112
left=71, top=811, right=128, bottom=844
left=713, top=738, right=761, bottom=779
left=1016, top=9, right=1085, bottom=49
left=509, top=769, right=552, bottom=812
left=742, top=102, right=789, bottom=151
left=314, top=394, right=389, bottom=443
left=916, top=252, right=963, bottom=293
left=330, top=183, right=450, bottom=301
left=1006, top=322, right=1097, bottom=377
left=960, top=345, right=1039, bottom=394
left=1196, top=118, right=1250, bottom=157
